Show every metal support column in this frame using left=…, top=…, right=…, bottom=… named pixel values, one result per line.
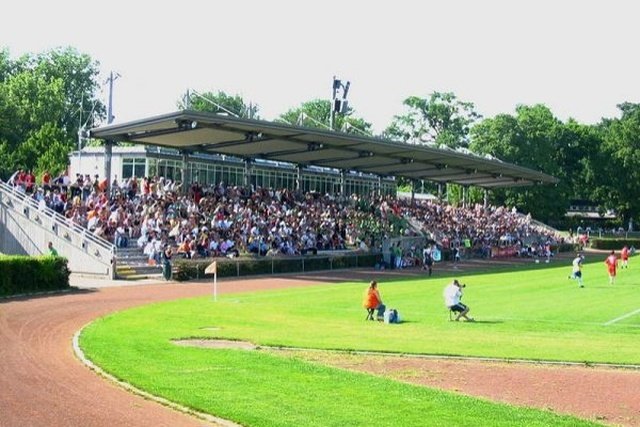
left=296, top=165, right=302, bottom=192
left=181, top=151, right=190, bottom=192
left=411, top=180, right=416, bottom=205
left=463, top=185, right=468, bottom=208
left=244, top=159, right=252, bottom=189
left=104, top=140, right=112, bottom=192
left=340, top=170, right=346, bottom=197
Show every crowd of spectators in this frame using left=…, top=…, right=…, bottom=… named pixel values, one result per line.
left=375, top=196, right=563, bottom=261
left=4, top=169, right=562, bottom=264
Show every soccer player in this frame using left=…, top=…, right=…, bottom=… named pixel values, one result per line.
left=569, top=253, right=584, bottom=288
left=604, top=250, right=618, bottom=285
left=621, top=245, right=630, bottom=269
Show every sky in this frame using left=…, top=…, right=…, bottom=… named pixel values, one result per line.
left=1, top=0, right=638, bottom=133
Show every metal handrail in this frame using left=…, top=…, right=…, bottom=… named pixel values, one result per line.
left=0, top=180, right=114, bottom=252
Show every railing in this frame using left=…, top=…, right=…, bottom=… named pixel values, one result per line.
left=525, top=216, right=562, bottom=236
left=0, top=180, right=116, bottom=277
left=173, top=251, right=382, bottom=280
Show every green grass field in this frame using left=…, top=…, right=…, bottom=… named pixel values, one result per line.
left=80, top=257, right=639, bottom=426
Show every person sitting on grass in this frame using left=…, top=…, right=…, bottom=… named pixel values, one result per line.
left=363, top=280, right=385, bottom=321
left=443, top=279, right=474, bottom=322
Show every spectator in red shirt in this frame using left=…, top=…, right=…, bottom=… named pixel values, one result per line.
left=25, top=170, right=36, bottom=194
left=41, top=170, right=52, bottom=191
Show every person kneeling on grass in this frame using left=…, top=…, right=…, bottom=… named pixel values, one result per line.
left=363, top=280, right=385, bottom=321
left=443, top=279, right=474, bottom=321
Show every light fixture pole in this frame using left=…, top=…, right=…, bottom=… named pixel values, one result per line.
left=106, top=71, right=120, bottom=124
left=104, top=71, right=120, bottom=191
left=329, top=76, right=350, bottom=131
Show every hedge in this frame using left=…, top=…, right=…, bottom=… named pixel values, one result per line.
left=173, top=252, right=382, bottom=282
left=589, top=238, right=640, bottom=250
left=0, top=255, right=71, bottom=297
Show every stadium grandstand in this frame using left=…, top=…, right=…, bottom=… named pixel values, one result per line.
left=0, top=110, right=561, bottom=279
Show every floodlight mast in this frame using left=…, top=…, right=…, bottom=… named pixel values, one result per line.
left=329, top=76, right=350, bottom=131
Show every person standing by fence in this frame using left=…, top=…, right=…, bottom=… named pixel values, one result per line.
left=161, top=244, right=173, bottom=281
left=47, top=241, right=58, bottom=257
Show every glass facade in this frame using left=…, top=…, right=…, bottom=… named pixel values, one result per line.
left=252, top=167, right=297, bottom=190
left=187, top=161, right=245, bottom=187
left=147, top=158, right=182, bottom=182
left=138, top=150, right=396, bottom=197
left=121, top=157, right=146, bottom=179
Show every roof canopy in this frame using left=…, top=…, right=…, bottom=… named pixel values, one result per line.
left=89, top=110, right=558, bottom=189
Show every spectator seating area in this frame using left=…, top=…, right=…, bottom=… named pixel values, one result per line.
left=5, top=170, right=563, bottom=268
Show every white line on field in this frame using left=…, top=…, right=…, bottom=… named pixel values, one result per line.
left=486, top=317, right=640, bottom=328
left=604, top=308, right=640, bottom=326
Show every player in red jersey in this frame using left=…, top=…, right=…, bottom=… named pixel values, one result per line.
left=621, top=245, right=630, bottom=269
left=604, top=250, right=618, bottom=284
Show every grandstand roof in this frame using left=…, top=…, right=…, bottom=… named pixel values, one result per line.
left=90, top=110, right=558, bottom=189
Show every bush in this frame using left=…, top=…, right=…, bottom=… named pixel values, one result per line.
left=590, top=238, right=640, bottom=250
left=552, top=243, right=579, bottom=253
left=0, top=255, right=70, bottom=297
left=303, top=256, right=331, bottom=271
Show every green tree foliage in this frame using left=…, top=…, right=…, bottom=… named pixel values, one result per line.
left=385, top=92, right=481, bottom=148
left=31, top=48, right=105, bottom=132
left=470, top=105, right=569, bottom=222
left=278, top=99, right=373, bottom=136
left=0, top=48, right=16, bottom=81
left=0, top=47, right=104, bottom=179
left=178, top=90, right=259, bottom=119
left=445, top=183, right=485, bottom=207
left=17, top=123, right=69, bottom=176
left=560, top=119, right=604, bottom=202
left=596, top=103, right=640, bottom=222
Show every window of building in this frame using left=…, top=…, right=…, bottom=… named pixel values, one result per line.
left=122, top=158, right=146, bottom=179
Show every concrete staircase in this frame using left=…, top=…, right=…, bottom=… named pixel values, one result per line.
left=115, top=241, right=163, bottom=280
left=0, top=181, right=115, bottom=278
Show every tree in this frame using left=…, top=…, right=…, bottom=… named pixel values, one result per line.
left=278, top=99, right=373, bottom=136
left=0, top=47, right=104, bottom=179
left=0, top=48, right=15, bottom=81
left=559, top=119, right=604, bottom=202
left=385, top=92, right=481, bottom=148
left=469, top=105, right=569, bottom=222
left=178, top=90, right=259, bottom=119
left=597, top=103, right=640, bottom=223
left=15, top=123, right=68, bottom=176
left=32, top=47, right=106, bottom=132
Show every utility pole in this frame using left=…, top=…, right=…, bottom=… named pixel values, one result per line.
left=78, top=94, right=84, bottom=174
left=106, top=71, right=120, bottom=124
left=104, top=71, right=120, bottom=191
left=184, top=89, right=191, bottom=110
